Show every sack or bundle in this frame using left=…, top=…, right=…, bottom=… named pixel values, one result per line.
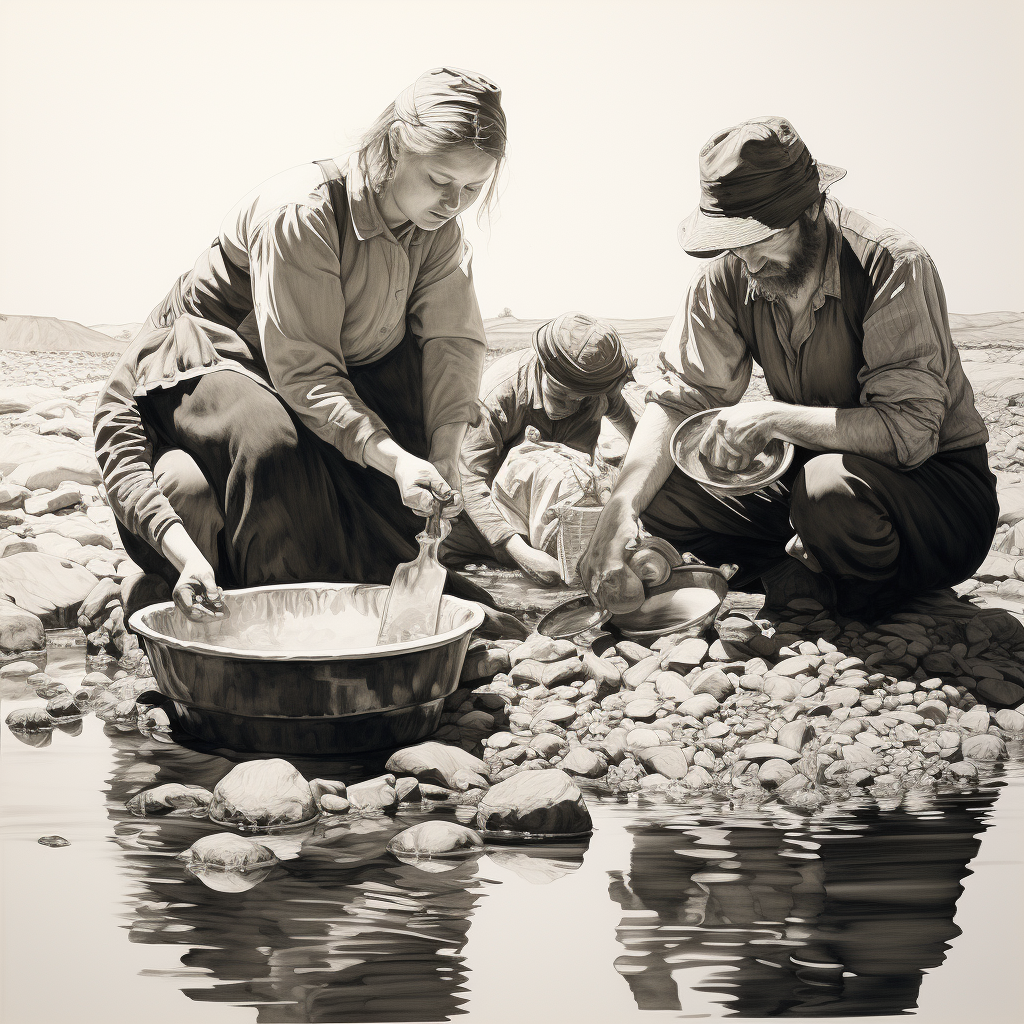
left=491, top=429, right=609, bottom=555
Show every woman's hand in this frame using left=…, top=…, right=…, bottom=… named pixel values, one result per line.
left=393, top=452, right=464, bottom=518
left=173, top=555, right=227, bottom=622
left=578, top=499, right=646, bottom=613
left=430, top=455, right=465, bottom=518
left=697, top=401, right=777, bottom=472
left=504, top=535, right=562, bottom=586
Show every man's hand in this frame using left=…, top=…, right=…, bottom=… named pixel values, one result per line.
left=578, top=500, right=646, bottom=613
left=504, top=535, right=562, bottom=586
left=698, top=401, right=778, bottom=472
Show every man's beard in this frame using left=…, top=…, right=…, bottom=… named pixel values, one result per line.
left=743, top=215, right=825, bottom=301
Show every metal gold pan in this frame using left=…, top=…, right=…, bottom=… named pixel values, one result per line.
left=670, top=408, right=794, bottom=496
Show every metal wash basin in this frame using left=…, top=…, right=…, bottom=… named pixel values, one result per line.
left=129, top=583, right=484, bottom=756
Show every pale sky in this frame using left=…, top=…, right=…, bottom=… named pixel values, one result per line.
left=1, top=0, right=1021, bottom=326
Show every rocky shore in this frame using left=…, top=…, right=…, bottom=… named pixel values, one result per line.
left=3, top=346, right=1024, bottom=852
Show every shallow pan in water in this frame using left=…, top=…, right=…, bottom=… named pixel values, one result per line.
left=129, top=582, right=484, bottom=756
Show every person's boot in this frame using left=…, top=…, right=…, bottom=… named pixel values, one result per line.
left=759, top=557, right=837, bottom=622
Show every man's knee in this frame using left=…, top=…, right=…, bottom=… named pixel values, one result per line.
left=791, top=454, right=877, bottom=533
left=791, top=454, right=899, bottom=579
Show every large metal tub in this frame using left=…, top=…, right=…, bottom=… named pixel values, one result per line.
left=129, top=583, right=484, bottom=756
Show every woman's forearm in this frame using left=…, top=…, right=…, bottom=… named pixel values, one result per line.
left=429, top=421, right=468, bottom=467
left=159, top=522, right=210, bottom=573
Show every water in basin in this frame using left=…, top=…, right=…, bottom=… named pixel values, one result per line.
left=197, top=606, right=382, bottom=652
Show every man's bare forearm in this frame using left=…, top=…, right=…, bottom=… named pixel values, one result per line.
left=606, top=403, right=684, bottom=516
left=768, top=404, right=896, bottom=462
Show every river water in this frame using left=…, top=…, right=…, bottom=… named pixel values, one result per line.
left=2, top=642, right=1022, bottom=1024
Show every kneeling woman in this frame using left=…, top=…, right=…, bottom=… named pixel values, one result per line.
left=95, top=68, right=506, bottom=620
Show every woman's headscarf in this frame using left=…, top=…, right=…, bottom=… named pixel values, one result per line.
left=532, top=311, right=636, bottom=395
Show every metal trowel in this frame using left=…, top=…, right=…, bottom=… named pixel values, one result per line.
left=377, top=494, right=454, bottom=645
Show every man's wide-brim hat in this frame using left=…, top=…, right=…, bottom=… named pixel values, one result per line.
left=678, top=117, right=846, bottom=258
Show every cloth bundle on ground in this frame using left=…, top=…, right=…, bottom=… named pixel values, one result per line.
left=490, top=431, right=615, bottom=556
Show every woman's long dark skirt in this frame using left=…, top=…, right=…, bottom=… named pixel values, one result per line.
left=116, top=332, right=494, bottom=605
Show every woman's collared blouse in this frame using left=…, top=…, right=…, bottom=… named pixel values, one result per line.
left=94, top=156, right=487, bottom=551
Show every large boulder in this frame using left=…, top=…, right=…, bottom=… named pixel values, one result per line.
left=0, top=599, right=45, bottom=654
left=0, top=386, right=54, bottom=415
left=636, top=744, right=691, bottom=779
left=346, top=774, right=399, bottom=812
left=475, top=768, right=592, bottom=835
left=23, top=487, right=83, bottom=517
left=7, top=450, right=102, bottom=489
left=0, top=432, right=88, bottom=476
left=0, top=483, right=31, bottom=510
left=208, top=759, right=317, bottom=828
left=0, top=552, right=99, bottom=627
left=385, top=741, right=490, bottom=790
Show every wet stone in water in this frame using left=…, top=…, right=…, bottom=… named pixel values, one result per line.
left=209, top=759, right=317, bottom=828
left=38, top=836, right=70, bottom=847
left=6, top=707, right=55, bottom=731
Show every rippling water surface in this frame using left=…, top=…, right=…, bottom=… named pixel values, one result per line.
left=2, top=643, right=1022, bottom=1024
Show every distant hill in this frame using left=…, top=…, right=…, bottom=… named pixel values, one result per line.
left=0, top=314, right=132, bottom=353
left=90, top=323, right=143, bottom=344
left=483, top=310, right=1024, bottom=367
left=2, top=309, right=1020, bottom=357
left=947, top=311, right=1024, bottom=346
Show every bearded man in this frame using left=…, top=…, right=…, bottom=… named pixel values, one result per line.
left=581, top=117, right=996, bottom=620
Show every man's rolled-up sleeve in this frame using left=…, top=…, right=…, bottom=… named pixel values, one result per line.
left=647, top=262, right=752, bottom=417
left=251, top=203, right=390, bottom=466
left=407, top=221, right=487, bottom=443
left=93, top=367, right=182, bottom=553
left=858, top=255, right=951, bottom=469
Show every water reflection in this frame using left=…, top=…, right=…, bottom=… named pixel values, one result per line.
left=103, top=731, right=491, bottom=1023
left=608, top=786, right=1002, bottom=1017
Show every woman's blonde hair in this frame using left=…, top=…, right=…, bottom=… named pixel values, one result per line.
left=356, top=67, right=507, bottom=222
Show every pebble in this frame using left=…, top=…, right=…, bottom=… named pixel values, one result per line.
left=740, top=742, right=802, bottom=765
left=37, top=836, right=70, bottom=847
left=475, top=769, right=592, bottom=834
left=208, top=759, right=318, bottom=827
left=758, top=759, right=798, bottom=790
